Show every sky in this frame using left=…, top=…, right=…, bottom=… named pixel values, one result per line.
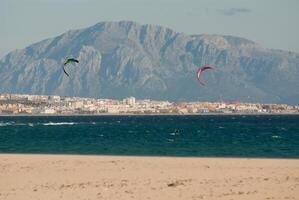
left=1, top=0, right=299, bottom=58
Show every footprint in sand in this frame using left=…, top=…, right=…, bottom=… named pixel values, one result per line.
left=167, top=179, right=192, bottom=187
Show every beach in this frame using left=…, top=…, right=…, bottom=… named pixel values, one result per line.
left=0, top=154, right=298, bottom=200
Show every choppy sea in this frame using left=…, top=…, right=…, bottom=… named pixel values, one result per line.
left=0, top=115, right=298, bottom=158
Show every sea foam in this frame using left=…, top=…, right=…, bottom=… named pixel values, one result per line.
left=42, top=122, right=77, bottom=126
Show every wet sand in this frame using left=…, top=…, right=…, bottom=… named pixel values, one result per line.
left=0, top=154, right=298, bottom=200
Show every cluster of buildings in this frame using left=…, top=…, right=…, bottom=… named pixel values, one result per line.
left=0, top=93, right=298, bottom=115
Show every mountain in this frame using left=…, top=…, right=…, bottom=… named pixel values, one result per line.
left=0, top=21, right=299, bottom=104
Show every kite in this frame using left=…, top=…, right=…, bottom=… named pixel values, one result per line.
left=196, top=64, right=213, bottom=85
left=63, top=57, right=79, bottom=76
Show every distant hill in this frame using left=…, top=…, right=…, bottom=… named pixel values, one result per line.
left=0, top=21, right=299, bottom=103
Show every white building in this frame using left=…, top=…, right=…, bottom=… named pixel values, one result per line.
left=123, top=97, right=136, bottom=106
left=43, top=108, right=56, bottom=114
left=107, top=105, right=120, bottom=113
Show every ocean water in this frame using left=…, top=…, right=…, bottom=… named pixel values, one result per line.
left=0, top=115, right=298, bottom=158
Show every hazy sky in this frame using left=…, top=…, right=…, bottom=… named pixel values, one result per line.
left=1, top=0, right=298, bottom=58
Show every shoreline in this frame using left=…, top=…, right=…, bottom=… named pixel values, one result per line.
left=2, top=153, right=299, bottom=160
left=1, top=153, right=299, bottom=160
left=1, top=112, right=299, bottom=117
left=1, top=154, right=298, bottom=200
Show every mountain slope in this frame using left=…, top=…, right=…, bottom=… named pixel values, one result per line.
left=0, top=21, right=299, bottom=103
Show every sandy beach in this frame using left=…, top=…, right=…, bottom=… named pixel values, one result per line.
left=0, top=154, right=298, bottom=200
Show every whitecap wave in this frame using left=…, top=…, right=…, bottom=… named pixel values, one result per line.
left=0, top=122, right=27, bottom=126
left=42, top=122, right=77, bottom=126
left=0, top=122, right=13, bottom=126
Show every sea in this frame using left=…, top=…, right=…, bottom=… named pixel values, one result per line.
left=0, top=115, right=298, bottom=158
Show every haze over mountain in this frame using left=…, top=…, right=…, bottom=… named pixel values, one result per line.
left=0, top=21, right=298, bottom=104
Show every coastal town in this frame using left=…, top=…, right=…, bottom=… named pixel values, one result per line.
left=0, top=93, right=298, bottom=115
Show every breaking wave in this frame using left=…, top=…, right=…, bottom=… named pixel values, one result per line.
left=0, top=122, right=26, bottom=126
left=0, top=122, right=13, bottom=126
left=42, top=122, right=78, bottom=126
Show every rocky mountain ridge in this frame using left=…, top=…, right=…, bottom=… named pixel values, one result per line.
left=0, top=21, right=298, bottom=103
